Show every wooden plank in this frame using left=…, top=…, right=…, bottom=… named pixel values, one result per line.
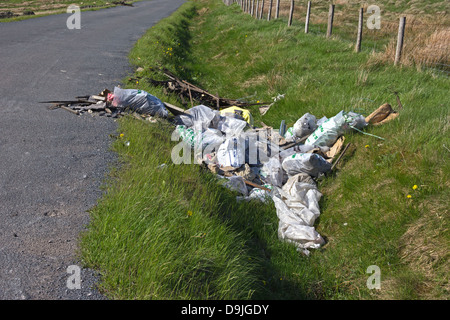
left=163, top=102, right=188, bottom=116
left=60, top=105, right=80, bottom=115
left=244, top=179, right=272, bottom=191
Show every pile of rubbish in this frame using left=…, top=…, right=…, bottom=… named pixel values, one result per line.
left=44, top=81, right=399, bottom=255
left=167, top=101, right=398, bottom=255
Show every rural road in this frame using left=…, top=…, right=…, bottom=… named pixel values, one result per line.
left=0, top=0, right=184, bottom=299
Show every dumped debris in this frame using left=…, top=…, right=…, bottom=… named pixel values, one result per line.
left=166, top=99, right=397, bottom=255
left=43, top=79, right=399, bottom=255
left=135, top=68, right=272, bottom=110
left=42, top=87, right=169, bottom=120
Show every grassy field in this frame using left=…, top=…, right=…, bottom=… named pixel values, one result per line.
left=0, top=0, right=137, bottom=22
left=258, top=0, right=450, bottom=72
left=79, top=0, right=449, bottom=300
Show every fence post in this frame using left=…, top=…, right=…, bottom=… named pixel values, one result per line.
left=259, top=0, right=265, bottom=20
left=288, top=0, right=294, bottom=27
left=355, top=7, right=363, bottom=52
left=267, top=0, right=273, bottom=21
left=327, top=4, right=335, bottom=37
left=305, top=1, right=311, bottom=33
left=251, top=0, right=254, bottom=16
left=275, top=0, right=280, bottom=19
left=395, top=16, right=406, bottom=66
left=255, top=0, right=259, bottom=19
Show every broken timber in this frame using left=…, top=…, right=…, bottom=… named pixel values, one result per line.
left=140, top=68, right=271, bottom=110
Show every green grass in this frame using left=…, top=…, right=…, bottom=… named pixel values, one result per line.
left=80, top=0, right=449, bottom=300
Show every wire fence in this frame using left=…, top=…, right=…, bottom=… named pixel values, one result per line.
left=223, top=0, right=450, bottom=75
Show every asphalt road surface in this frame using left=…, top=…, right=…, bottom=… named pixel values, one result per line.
left=0, top=0, right=184, bottom=300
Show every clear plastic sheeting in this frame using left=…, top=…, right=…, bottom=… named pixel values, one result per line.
left=112, top=87, right=168, bottom=118
left=175, top=104, right=221, bottom=130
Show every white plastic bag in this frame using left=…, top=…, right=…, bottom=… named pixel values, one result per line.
left=282, top=153, right=331, bottom=177
left=216, top=138, right=246, bottom=168
left=305, top=111, right=367, bottom=147
left=304, top=111, right=347, bottom=147
left=293, top=113, right=317, bottom=138
left=112, top=87, right=168, bottom=118
left=271, top=174, right=325, bottom=255
left=199, top=128, right=225, bottom=153
left=247, top=185, right=272, bottom=202
left=217, top=116, right=248, bottom=137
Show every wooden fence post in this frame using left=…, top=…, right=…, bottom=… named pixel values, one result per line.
left=327, top=4, right=335, bottom=37
left=267, top=0, right=273, bottom=21
left=395, top=16, right=406, bottom=65
left=251, top=0, right=255, bottom=16
left=255, top=0, right=259, bottom=19
left=259, top=0, right=265, bottom=20
left=275, top=0, right=280, bottom=19
left=288, top=0, right=294, bottom=27
left=355, top=8, right=363, bottom=52
left=305, top=1, right=311, bottom=33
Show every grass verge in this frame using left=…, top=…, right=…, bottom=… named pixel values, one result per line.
left=80, top=0, right=449, bottom=300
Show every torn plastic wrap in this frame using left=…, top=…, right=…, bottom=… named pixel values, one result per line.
left=112, top=87, right=168, bottom=118
left=272, top=173, right=325, bottom=255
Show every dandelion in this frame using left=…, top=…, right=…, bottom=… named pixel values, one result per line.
left=407, top=194, right=412, bottom=199
left=365, top=145, right=369, bottom=148
left=187, top=210, right=193, bottom=217
left=119, top=133, right=124, bottom=138
left=412, top=185, right=418, bottom=190
left=136, top=81, right=139, bottom=84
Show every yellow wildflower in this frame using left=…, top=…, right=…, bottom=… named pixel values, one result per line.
left=407, top=194, right=412, bottom=199
left=187, top=210, right=193, bottom=217
left=412, top=185, right=418, bottom=190
left=365, top=145, right=369, bottom=148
